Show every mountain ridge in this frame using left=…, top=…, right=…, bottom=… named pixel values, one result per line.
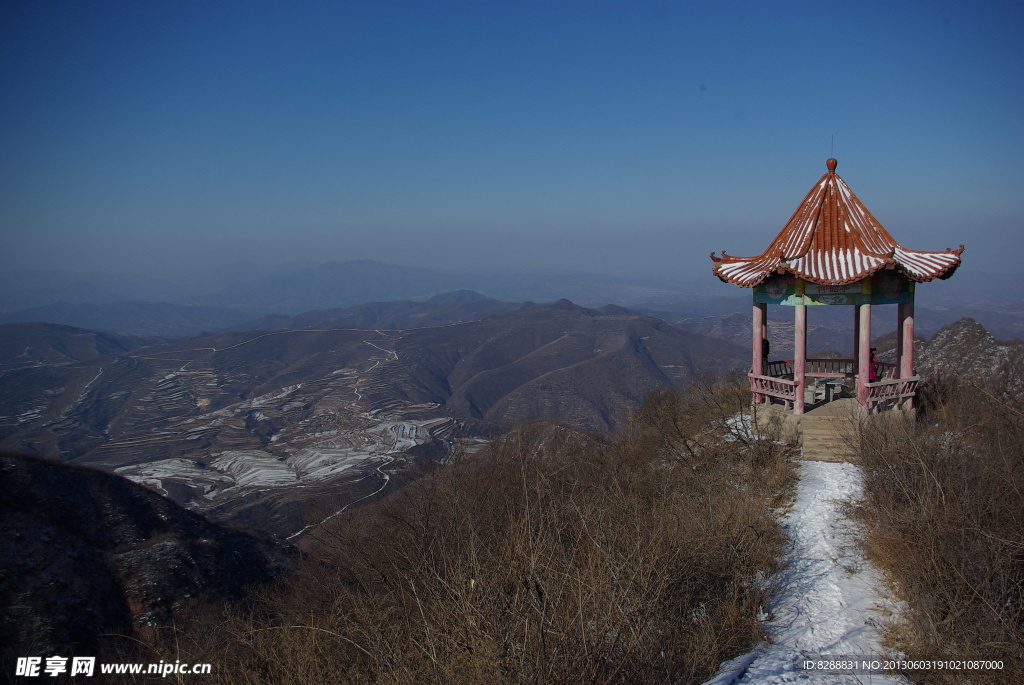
left=0, top=301, right=747, bottom=538
left=6, top=260, right=1022, bottom=340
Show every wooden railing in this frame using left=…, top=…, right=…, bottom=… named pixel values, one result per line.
left=875, top=361, right=898, bottom=380
left=756, top=358, right=914, bottom=412
left=767, top=358, right=853, bottom=378
left=766, top=358, right=897, bottom=380
left=806, top=358, right=854, bottom=377
left=865, top=376, right=919, bottom=412
left=765, top=360, right=793, bottom=377
left=749, top=372, right=798, bottom=408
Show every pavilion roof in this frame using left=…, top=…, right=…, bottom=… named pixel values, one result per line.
left=710, top=158, right=964, bottom=287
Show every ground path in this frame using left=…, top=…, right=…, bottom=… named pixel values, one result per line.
left=704, top=459, right=910, bottom=685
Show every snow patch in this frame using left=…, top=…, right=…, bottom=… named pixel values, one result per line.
left=210, top=450, right=297, bottom=488
left=704, top=461, right=910, bottom=685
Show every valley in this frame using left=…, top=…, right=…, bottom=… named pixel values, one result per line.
left=0, top=302, right=746, bottom=538
left=3, top=276, right=1020, bottom=544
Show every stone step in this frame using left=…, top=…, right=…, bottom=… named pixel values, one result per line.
left=801, top=444, right=856, bottom=462
left=801, top=424, right=846, bottom=435
left=801, top=433, right=847, bottom=444
left=801, top=431, right=850, bottom=442
left=802, top=432, right=850, bottom=444
left=799, top=416, right=857, bottom=462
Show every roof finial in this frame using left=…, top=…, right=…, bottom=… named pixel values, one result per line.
left=826, top=158, right=837, bottom=172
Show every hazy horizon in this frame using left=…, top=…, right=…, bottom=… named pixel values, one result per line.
left=3, top=1, right=1022, bottom=282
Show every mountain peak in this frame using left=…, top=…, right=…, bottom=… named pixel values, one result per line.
left=425, top=290, right=493, bottom=305
left=550, top=298, right=586, bottom=312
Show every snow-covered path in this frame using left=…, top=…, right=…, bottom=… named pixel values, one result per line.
left=704, top=460, right=910, bottom=685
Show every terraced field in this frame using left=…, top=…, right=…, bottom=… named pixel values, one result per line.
left=1, top=303, right=748, bottom=538
left=0, top=327, right=458, bottom=537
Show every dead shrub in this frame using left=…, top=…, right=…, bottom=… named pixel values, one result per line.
left=134, top=375, right=796, bottom=684
left=855, top=373, right=1024, bottom=683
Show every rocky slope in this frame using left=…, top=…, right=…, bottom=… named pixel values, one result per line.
left=0, top=451, right=291, bottom=666
left=876, top=317, right=1024, bottom=395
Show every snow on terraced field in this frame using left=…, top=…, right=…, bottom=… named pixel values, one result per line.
left=116, top=417, right=451, bottom=505
left=210, top=450, right=298, bottom=488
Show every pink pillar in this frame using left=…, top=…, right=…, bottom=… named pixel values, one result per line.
left=899, top=301, right=914, bottom=378
left=895, top=308, right=904, bottom=377
left=752, top=301, right=767, bottom=403
left=752, top=301, right=766, bottom=373
left=794, top=304, right=807, bottom=415
left=900, top=301, right=915, bottom=409
left=852, top=305, right=861, bottom=376
left=857, top=303, right=872, bottom=415
left=761, top=306, right=768, bottom=350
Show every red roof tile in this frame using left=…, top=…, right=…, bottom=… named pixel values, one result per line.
left=711, top=158, right=964, bottom=287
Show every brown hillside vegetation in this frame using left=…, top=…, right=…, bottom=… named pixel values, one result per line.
left=0, top=452, right=290, bottom=674
left=133, top=374, right=795, bottom=684
left=855, top=373, right=1024, bottom=684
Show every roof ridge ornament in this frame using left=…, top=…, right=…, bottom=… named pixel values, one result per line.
left=826, top=158, right=837, bottom=172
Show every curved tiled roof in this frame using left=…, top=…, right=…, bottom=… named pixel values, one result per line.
left=711, top=158, right=964, bottom=287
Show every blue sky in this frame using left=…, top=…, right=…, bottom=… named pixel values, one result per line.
left=2, top=0, right=1022, bottom=282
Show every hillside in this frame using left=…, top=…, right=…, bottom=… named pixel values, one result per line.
left=381, top=300, right=742, bottom=431
left=0, top=451, right=290, bottom=667
left=0, top=322, right=157, bottom=371
left=113, top=382, right=797, bottom=684
left=0, top=301, right=747, bottom=538
left=875, top=317, right=1024, bottom=394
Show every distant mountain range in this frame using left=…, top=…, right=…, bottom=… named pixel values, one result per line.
left=0, top=301, right=255, bottom=339
left=3, top=260, right=1021, bottom=341
left=0, top=259, right=723, bottom=316
left=0, top=260, right=744, bottom=338
left=0, top=290, right=538, bottom=340
left=226, top=289, right=522, bottom=333
left=0, top=300, right=747, bottom=538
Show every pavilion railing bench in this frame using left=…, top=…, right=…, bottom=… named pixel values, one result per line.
left=767, top=358, right=896, bottom=380
left=755, top=359, right=912, bottom=409
left=865, top=376, right=919, bottom=413
left=749, top=372, right=798, bottom=408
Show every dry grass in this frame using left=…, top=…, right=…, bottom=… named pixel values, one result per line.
left=854, top=372, right=1024, bottom=684
left=126, top=374, right=796, bottom=684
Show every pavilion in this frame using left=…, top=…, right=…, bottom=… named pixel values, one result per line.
left=711, top=158, right=964, bottom=416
